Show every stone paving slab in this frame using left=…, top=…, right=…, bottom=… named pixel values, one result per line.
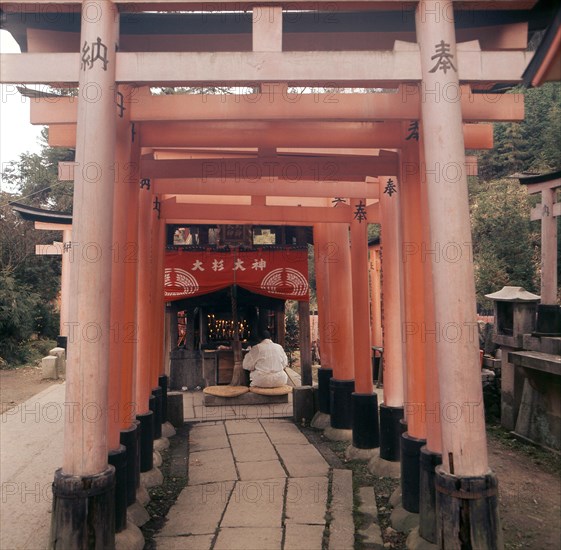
left=0, top=382, right=65, bottom=550
left=225, top=419, right=265, bottom=434
left=329, top=469, right=355, bottom=550
left=189, top=423, right=230, bottom=451
left=188, top=447, right=237, bottom=486
left=214, top=527, right=283, bottom=550
left=285, top=476, right=329, bottom=525
left=237, top=460, right=287, bottom=481
left=155, top=534, right=214, bottom=549
left=229, top=432, right=278, bottom=462
left=260, top=421, right=310, bottom=445
left=275, top=443, right=329, bottom=478
left=159, top=481, right=234, bottom=536
left=284, top=524, right=326, bottom=550
left=221, top=480, right=285, bottom=528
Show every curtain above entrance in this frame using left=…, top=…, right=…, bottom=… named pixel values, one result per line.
left=164, top=248, right=309, bottom=302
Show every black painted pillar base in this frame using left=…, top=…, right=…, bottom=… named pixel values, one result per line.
left=50, top=466, right=115, bottom=549
left=108, top=445, right=127, bottom=533
left=401, top=432, right=426, bottom=513
left=119, top=423, right=139, bottom=507
left=379, top=404, right=404, bottom=461
left=436, top=467, right=503, bottom=549
left=329, top=379, right=354, bottom=430
left=419, top=446, right=442, bottom=544
left=351, top=393, right=380, bottom=449
left=317, top=368, right=333, bottom=414
left=137, top=411, right=154, bottom=473
left=158, top=375, right=169, bottom=423
left=150, top=389, right=162, bottom=440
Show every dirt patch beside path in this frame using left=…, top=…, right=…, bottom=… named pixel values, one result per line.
left=487, top=426, right=561, bottom=549
left=0, top=365, right=63, bottom=414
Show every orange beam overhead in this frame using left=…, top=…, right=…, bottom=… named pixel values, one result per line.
left=153, top=178, right=380, bottom=199
left=47, top=121, right=493, bottom=149
left=161, top=199, right=380, bottom=224
left=141, top=154, right=398, bottom=181
left=30, top=90, right=524, bottom=124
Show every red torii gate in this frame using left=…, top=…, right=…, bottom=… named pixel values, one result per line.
left=1, top=1, right=544, bottom=548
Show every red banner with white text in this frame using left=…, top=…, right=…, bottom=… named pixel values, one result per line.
left=164, top=249, right=309, bottom=302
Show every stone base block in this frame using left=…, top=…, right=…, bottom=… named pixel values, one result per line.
left=368, top=449, right=401, bottom=479
left=153, top=450, right=162, bottom=468
left=127, top=502, right=150, bottom=527
left=389, top=487, right=402, bottom=508
left=154, top=437, right=170, bottom=452
left=162, top=421, right=176, bottom=438
left=136, top=485, right=150, bottom=506
left=324, top=426, right=352, bottom=442
left=345, top=445, right=379, bottom=462
left=41, top=356, right=58, bottom=380
left=406, top=527, right=438, bottom=550
left=167, top=392, right=184, bottom=428
left=116, top=521, right=145, bottom=550
left=140, top=467, right=163, bottom=489
left=203, top=392, right=288, bottom=406
left=49, top=347, right=66, bottom=376
left=390, top=503, right=419, bottom=534
left=310, top=411, right=330, bottom=430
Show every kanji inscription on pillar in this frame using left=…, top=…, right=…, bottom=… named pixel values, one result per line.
left=354, top=200, right=367, bottom=222
left=429, top=40, right=457, bottom=74
left=332, top=197, right=346, bottom=207
left=384, top=179, right=397, bottom=197
left=406, top=121, right=419, bottom=141
left=81, top=37, right=109, bottom=71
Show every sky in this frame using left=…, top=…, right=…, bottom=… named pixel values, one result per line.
left=0, top=30, right=44, bottom=192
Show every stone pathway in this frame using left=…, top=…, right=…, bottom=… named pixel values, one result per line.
left=155, top=418, right=355, bottom=549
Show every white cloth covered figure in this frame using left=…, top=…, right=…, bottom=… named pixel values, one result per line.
left=242, top=336, right=288, bottom=388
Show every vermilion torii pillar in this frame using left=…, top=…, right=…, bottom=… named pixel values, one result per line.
left=399, top=126, right=428, bottom=514
left=313, top=223, right=334, bottom=416
left=135, top=178, right=155, bottom=475
left=416, top=2, right=501, bottom=547
left=419, top=134, right=443, bottom=545
left=379, top=176, right=406, bottom=462
left=325, top=222, right=356, bottom=431
left=50, top=1, right=118, bottom=548
left=350, top=208, right=379, bottom=449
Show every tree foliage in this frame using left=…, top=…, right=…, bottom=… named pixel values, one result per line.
left=0, top=129, right=72, bottom=364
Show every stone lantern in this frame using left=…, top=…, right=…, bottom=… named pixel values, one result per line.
left=486, top=286, right=540, bottom=430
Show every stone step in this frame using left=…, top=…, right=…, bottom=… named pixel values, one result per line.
left=203, top=392, right=289, bottom=407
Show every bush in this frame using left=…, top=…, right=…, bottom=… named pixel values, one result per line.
left=0, top=270, right=43, bottom=365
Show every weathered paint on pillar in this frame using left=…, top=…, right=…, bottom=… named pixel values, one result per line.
left=416, top=0, right=488, bottom=476
left=313, top=223, right=333, bottom=370
left=108, top=83, right=133, bottom=451
left=379, top=177, right=406, bottom=408
left=324, top=222, right=355, bottom=380
left=150, top=214, right=165, bottom=387
left=62, top=0, right=117, bottom=476
left=351, top=211, right=373, bottom=394
left=60, top=227, right=72, bottom=336
left=135, top=181, right=153, bottom=415
left=121, top=122, right=141, bottom=430
left=296, top=227, right=312, bottom=385
left=400, top=129, right=427, bottom=440
left=419, top=137, right=442, bottom=454
left=540, top=187, right=558, bottom=304
left=369, top=244, right=383, bottom=348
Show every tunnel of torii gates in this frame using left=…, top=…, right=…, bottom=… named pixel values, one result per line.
left=1, top=0, right=547, bottom=547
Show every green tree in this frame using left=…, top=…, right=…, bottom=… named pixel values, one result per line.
left=470, top=178, right=539, bottom=311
